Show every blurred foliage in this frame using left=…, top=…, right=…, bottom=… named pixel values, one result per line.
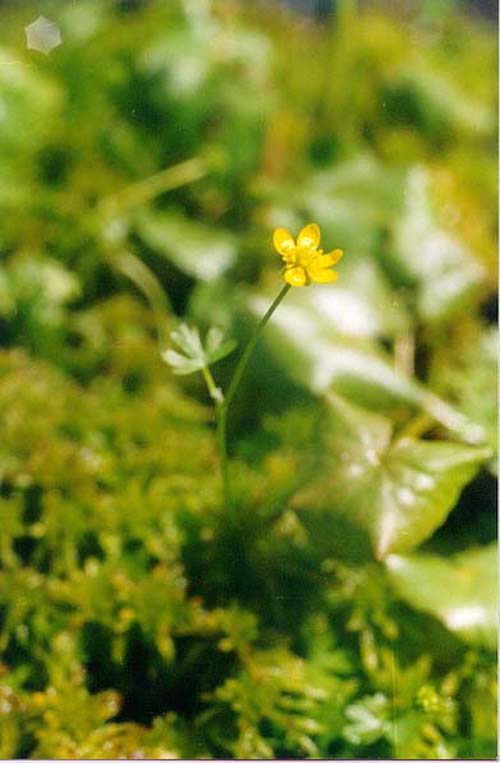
left=0, top=0, right=496, bottom=758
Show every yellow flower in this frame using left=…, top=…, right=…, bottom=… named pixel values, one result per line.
left=273, top=223, right=343, bottom=287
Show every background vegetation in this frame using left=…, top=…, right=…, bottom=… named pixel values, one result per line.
left=0, top=0, right=496, bottom=758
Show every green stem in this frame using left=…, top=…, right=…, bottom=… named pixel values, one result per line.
left=218, top=283, right=291, bottom=509
left=201, top=367, right=228, bottom=504
left=111, top=249, right=172, bottom=350
left=202, top=366, right=223, bottom=405
left=225, top=284, right=291, bottom=411
left=217, top=403, right=229, bottom=510
left=98, top=156, right=207, bottom=219
left=390, top=648, right=399, bottom=759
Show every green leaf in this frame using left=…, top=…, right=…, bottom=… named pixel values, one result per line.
left=294, top=393, right=489, bottom=559
left=265, top=157, right=407, bottom=257
left=430, top=327, right=498, bottom=474
left=248, top=287, right=423, bottom=412
left=204, top=326, right=237, bottom=366
left=170, top=324, right=204, bottom=361
left=163, top=324, right=205, bottom=375
left=162, top=322, right=236, bottom=376
left=386, top=545, right=497, bottom=650
left=396, top=64, right=496, bottom=136
left=135, top=209, right=236, bottom=281
left=247, top=283, right=483, bottom=442
left=162, top=349, right=203, bottom=376
left=393, top=167, right=485, bottom=323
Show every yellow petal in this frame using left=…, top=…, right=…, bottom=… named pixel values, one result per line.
left=310, top=267, right=338, bottom=284
left=284, top=266, right=307, bottom=287
left=297, top=223, right=320, bottom=249
left=316, top=253, right=334, bottom=268
left=322, top=248, right=343, bottom=266
left=273, top=228, right=295, bottom=255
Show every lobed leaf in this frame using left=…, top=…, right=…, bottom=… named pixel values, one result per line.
left=163, top=322, right=236, bottom=376
left=135, top=209, right=236, bottom=281
left=294, top=393, right=489, bottom=559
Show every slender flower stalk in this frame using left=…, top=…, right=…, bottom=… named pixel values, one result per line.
left=217, top=283, right=291, bottom=509
left=202, top=365, right=224, bottom=404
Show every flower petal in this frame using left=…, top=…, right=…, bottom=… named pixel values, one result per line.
left=284, top=266, right=307, bottom=287
left=322, top=248, right=343, bottom=266
left=309, top=267, right=338, bottom=284
left=273, top=228, right=295, bottom=255
left=297, top=223, right=320, bottom=249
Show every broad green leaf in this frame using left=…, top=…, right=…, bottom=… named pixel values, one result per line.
left=248, top=289, right=423, bottom=411
left=430, top=327, right=498, bottom=474
left=386, top=545, right=497, bottom=650
left=294, top=393, right=489, bottom=559
left=274, top=256, right=410, bottom=341
left=396, top=65, right=496, bottom=136
left=247, top=278, right=485, bottom=443
left=371, top=437, right=489, bottom=557
left=393, top=167, right=485, bottom=323
left=135, top=209, right=236, bottom=281
left=264, top=157, right=406, bottom=257
left=248, top=287, right=480, bottom=442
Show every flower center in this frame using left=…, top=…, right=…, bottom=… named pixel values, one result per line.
left=296, top=245, right=319, bottom=269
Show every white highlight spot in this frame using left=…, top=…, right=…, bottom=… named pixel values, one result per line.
left=415, top=473, right=435, bottom=491
left=25, top=16, right=62, bottom=55
left=347, top=463, right=364, bottom=477
left=366, top=449, right=380, bottom=466
left=397, top=487, right=415, bottom=506
left=445, top=605, right=489, bottom=631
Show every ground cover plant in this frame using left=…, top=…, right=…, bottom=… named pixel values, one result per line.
left=0, top=0, right=497, bottom=758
